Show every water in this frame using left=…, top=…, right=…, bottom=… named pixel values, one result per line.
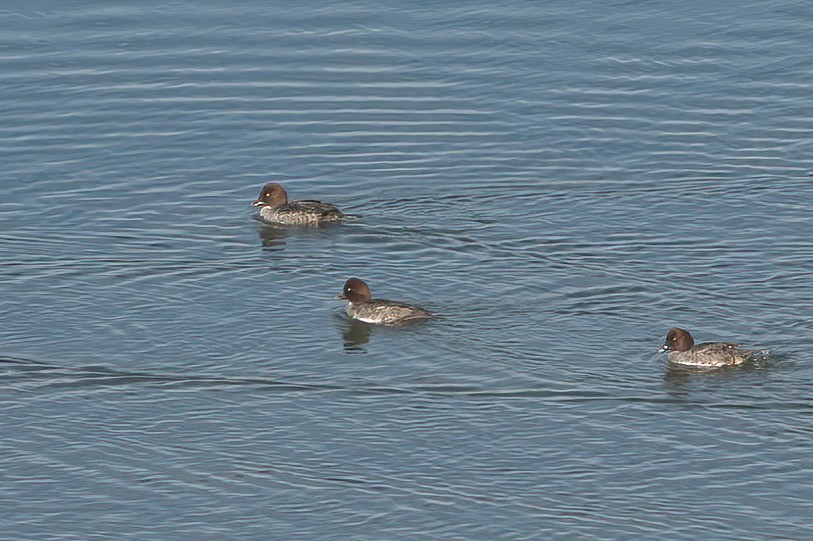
left=1, top=1, right=812, bottom=539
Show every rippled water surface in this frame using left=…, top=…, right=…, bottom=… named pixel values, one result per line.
left=2, top=1, right=813, bottom=539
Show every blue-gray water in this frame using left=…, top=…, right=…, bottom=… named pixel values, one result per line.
left=2, top=1, right=812, bottom=539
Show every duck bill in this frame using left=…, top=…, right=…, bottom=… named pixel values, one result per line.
left=335, top=293, right=347, bottom=300
left=252, top=199, right=265, bottom=207
left=657, top=345, right=669, bottom=353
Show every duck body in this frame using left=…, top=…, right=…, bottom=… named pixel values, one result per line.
left=345, top=299, right=431, bottom=325
left=666, top=342, right=753, bottom=367
left=258, top=200, right=343, bottom=225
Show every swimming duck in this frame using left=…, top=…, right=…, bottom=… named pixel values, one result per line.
left=336, top=277, right=431, bottom=325
left=252, top=182, right=344, bottom=225
left=658, top=327, right=753, bottom=367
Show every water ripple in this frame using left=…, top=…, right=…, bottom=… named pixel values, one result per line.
left=2, top=1, right=813, bottom=539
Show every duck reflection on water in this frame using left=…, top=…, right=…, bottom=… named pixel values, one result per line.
left=255, top=224, right=288, bottom=251
left=337, top=317, right=372, bottom=352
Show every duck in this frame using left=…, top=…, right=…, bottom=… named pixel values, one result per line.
left=658, top=327, right=753, bottom=367
left=336, top=278, right=431, bottom=325
left=252, top=182, right=344, bottom=225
